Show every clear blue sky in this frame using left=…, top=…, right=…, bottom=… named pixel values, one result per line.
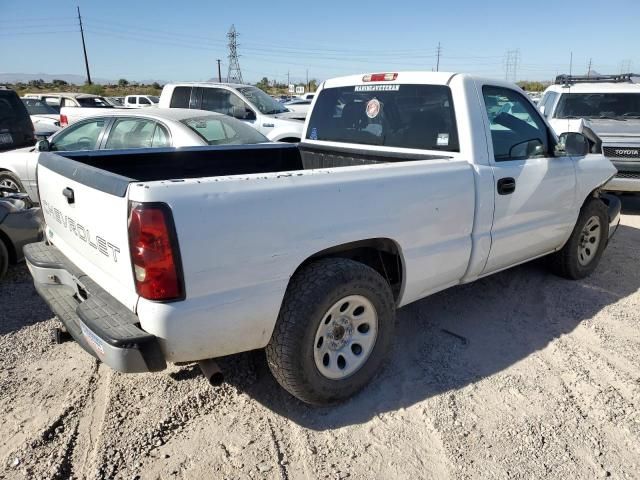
left=1, top=0, right=639, bottom=84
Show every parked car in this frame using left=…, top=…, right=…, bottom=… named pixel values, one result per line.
left=21, top=98, right=61, bottom=139
left=539, top=73, right=640, bottom=193
left=0, top=108, right=268, bottom=203
left=159, top=82, right=304, bottom=141
left=26, top=71, right=619, bottom=405
left=106, top=96, right=125, bottom=106
left=0, top=87, right=35, bottom=155
left=23, top=92, right=113, bottom=113
left=282, top=97, right=313, bottom=120
left=124, top=95, right=159, bottom=108
left=0, top=187, right=42, bottom=280
left=24, top=93, right=115, bottom=128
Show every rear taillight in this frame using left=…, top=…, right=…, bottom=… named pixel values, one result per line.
left=362, top=73, right=398, bottom=82
left=128, top=202, right=183, bottom=301
left=60, top=114, right=68, bottom=127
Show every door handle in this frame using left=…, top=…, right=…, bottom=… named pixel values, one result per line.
left=62, top=187, right=75, bottom=204
left=497, top=177, right=516, bottom=195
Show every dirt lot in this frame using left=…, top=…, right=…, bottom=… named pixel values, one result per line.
left=1, top=197, right=639, bottom=480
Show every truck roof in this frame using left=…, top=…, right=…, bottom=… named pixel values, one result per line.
left=545, top=83, right=640, bottom=94
left=323, top=71, right=459, bottom=88
left=164, top=81, right=251, bottom=90
left=24, top=92, right=102, bottom=99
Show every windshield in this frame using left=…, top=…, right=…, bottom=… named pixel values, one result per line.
left=22, top=98, right=58, bottom=115
left=77, top=96, right=113, bottom=108
left=555, top=93, right=640, bottom=119
left=306, top=84, right=459, bottom=151
left=181, top=115, right=268, bottom=145
left=237, top=86, right=288, bottom=115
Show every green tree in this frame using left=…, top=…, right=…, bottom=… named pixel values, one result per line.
left=118, top=78, right=129, bottom=88
left=81, top=83, right=105, bottom=95
left=256, top=77, right=270, bottom=91
left=151, top=82, right=161, bottom=90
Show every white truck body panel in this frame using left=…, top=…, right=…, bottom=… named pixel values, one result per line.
left=132, top=160, right=475, bottom=360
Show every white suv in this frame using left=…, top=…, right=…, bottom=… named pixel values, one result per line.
left=159, top=83, right=303, bottom=142
left=124, top=95, right=159, bottom=108
left=539, top=73, right=640, bottom=192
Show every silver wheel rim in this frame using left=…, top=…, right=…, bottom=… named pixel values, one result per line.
left=313, top=294, right=378, bottom=380
left=578, top=215, right=601, bottom=266
left=0, top=177, right=20, bottom=192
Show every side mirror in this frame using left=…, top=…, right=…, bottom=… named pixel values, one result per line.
left=539, top=105, right=546, bottom=115
left=508, top=138, right=544, bottom=160
left=231, top=105, right=255, bottom=120
left=557, top=132, right=589, bottom=156
left=35, top=139, right=50, bottom=152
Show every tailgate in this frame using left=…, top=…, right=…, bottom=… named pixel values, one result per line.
left=37, top=152, right=138, bottom=311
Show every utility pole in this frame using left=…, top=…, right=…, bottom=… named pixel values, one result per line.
left=436, top=42, right=442, bottom=72
left=287, top=70, right=290, bottom=86
left=77, top=6, right=92, bottom=85
left=569, top=51, right=573, bottom=78
left=306, top=69, right=309, bottom=91
left=226, top=25, right=243, bottom=83
left=587, top=58, right=592, bottom=77
left=216, top=59, right=222, bottom=82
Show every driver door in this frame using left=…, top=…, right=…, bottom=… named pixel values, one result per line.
left=480, top=84, right=577, bottom=274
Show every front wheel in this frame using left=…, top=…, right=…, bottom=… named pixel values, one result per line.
left=266, top=258, right=395, bottom=405
left=548, top=198, right=609, bottom=280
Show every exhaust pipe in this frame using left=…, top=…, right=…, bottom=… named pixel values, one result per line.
left=198, top=359, right=224, bottom=386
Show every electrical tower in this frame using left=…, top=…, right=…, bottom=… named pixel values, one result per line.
left=226, top=25, right=244, bottom=83
left=504, top=49, right=520, bottom=82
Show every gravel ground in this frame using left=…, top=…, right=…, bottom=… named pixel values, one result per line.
left=1, top=196, right=639, bottom=480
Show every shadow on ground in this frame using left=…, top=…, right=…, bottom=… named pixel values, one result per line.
left=224, top=221, right=640, bottom=430
left=0, top=264, right=52, bottom=335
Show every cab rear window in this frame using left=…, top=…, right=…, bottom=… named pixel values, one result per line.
left=306, top=84, right=459, bottom=152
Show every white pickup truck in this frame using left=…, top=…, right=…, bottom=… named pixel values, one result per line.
left=26, top=72, right=620, bottom=405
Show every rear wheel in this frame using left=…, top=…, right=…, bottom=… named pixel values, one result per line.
left=0, top=172, right=24, bottom=194
left=548, top=198, right=609, bottom=280
left=266, top=258, right=395, bottom=405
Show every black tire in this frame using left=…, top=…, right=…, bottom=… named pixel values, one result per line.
left=548, top=198, right=609, bottom=280
left=266, top=258, right=395, bottom=405
left=0, top=239, right=8, bottom=281
left=0, top=171, right=25, bottom=194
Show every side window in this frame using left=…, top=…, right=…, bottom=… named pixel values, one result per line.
left=105, top=118, right=157, bottom=149
left=170, top=87, right=191, bottom=108
left=61, top=98, right=77, bottom=107
left=139, top=97, right=151, bottom=105
left=482, top=86, right=550, bottom=161
left=151, top=123, right=171, bottom=147
left=540, top=92, right=557, bottom=118
left=127, top=97, right=137, bottom=105
left=51, top=119, right=105, bottom=151
left=200, top=88, right=238, bottom=116
left=43, top=97, right=61, bottom=113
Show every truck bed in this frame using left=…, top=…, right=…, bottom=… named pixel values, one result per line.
left=47, top=143, right=451, bottom=189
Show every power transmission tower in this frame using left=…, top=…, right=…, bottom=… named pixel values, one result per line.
left=226, top=25, right=243, bottom=83
left=77, top=6, right=92, bottom=85
left=436, top=42, right=442, bottom=72
left=587, top=58, right=592, bottom=77
left=504, top=49, right=520, bottom=82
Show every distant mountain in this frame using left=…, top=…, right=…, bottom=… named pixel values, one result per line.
left=0, top=73, right=170, bottom=85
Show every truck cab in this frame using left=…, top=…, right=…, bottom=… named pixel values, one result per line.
left=539, top=73, right=640, bottom=193
left=159, top=82, right=304, bottom=142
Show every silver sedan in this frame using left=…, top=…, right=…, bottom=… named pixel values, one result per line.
left=0, top=108, right=269, bottom=203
